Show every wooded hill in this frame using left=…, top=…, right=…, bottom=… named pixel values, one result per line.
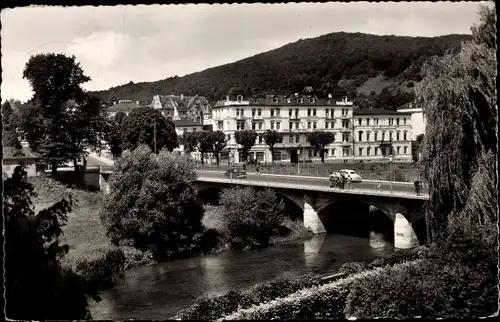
left=91, top=32, right=471, bottom=107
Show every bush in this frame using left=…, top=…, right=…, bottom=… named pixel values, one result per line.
left=121, top=247, right=155, bottom=270
left=176, top=290, right=254, bottom=321
left=100, top=146, right=204, bottom=260
left=74, top=247, right=125, bottom=288
left=366, top=248, right=422, bottom=269
left=218, top=187, right=285, bottom=250
left=176, top=275, right=322, bottom=321
left=338, top=261, right=367, bottom=275
left=221, top=265, right=400, bottom=320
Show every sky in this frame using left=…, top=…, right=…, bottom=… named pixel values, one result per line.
left=1, top=1, right=491, bottom=102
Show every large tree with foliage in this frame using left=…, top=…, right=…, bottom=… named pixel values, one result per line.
left=120, top=107, right=177, bottom=153
left=415, top=5, right=497, bottom=244
left=262, top=130, right=283, bottom=164
left=209, top=131, right=227, bottom=165
left=218, top=187, right=285, bottom=249
left=21, top=53, right=107, bottom=175
left=4, top=166, right=100, bottom=320
left=235, top=130, right=258, bottom=163
left=105, top=112, right=127, bottom=159
left=195, top=131, right=215, bottom=165
left=180, top=131, right=199, bottom=155
left=99, top=146, right=204, bottom=259
left=306, top=131, right=335, bottom=163
left=2, top=100, right=20, bottom=146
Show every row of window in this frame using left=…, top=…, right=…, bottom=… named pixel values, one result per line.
left=358, top=130, right=409, bottom=142
left=234, top=95, right=350, bottom=104
left=357, top=146, right=408, bottom=156
left=234, top=108, right=352, bottom=118
left=356, top=117, right=408, bottom=126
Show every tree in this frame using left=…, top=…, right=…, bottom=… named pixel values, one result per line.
left=106, top=112, right=127, bottom=159
left=180, top=131, right=199, bottom=156
left=262, top=130, right=283, bottom=164
left=120, top=107, right=177, bottom=154
left=307, top=131, right=335, bottom=163
left=4, top=166, right=100, bottom=320
left=2, top=100, right=20, bottom=146
left=218, top=187, right=285, bottom=249
left=21, top=53, right=107, bottom=175
left=235, top=130, right=258, bottom=163
left=415, top=5, right=497, bottom=243
left=99, top=146, right=204, bottom=259
left=195, top=131, right=215, bottom=165
left=416, top=134, right=424, bottom=145
left=210, top=131, right=227, bottom=165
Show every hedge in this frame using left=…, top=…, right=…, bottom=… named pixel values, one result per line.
left=74, top=247, right=125, bottom=288
left=219, top=261, right=422, bottom=320
left=175, top=275, right=322, bottom=320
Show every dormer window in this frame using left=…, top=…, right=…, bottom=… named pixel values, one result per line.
left=342, top=96, right=348, bottom=103
left=327, top=99, right=331, bottom=104
left=254, top=98, right=259, bottom=104
left=286, top=97, right=292, bottom=103
left=298, top=97, right=304, bottom=104
left=226, top=96, right=230, bottom=102
left=272, top=97, right=279, bottom=104
left=309, top=97, right=315, bottom=103
left=237, top=95, right=243, bottom=102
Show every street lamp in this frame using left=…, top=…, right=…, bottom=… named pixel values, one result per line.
left=297, top=144, right=302, bottom=175
left=389, top=155, right=393, bottom=194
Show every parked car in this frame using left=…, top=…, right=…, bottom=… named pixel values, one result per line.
left=224, top=168, right=247, bottom=179
left=339, top=169, right=362, bottom=182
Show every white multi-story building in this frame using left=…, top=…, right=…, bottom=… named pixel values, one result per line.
left=211, top=88, right=355, bottom=163
left=397, top=102, right=426, bottom=140
left=353, top=109, right=413, bottom=162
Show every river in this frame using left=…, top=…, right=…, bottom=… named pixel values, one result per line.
left=89, top=233, right=394, bottom=320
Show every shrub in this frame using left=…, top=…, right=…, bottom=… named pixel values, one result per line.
left=74, top=247, right=125, bottom=288
left=338, top=261, right=367, bottom=275
left=220, top=264, right=405, bottom=320
left=121, top=247, right=155, bottom=270
left=175, top=290, right=254, bottom=321
left=176, top=275, right=322, bottom=321
left=246, top=275, right=322, bottom=304
left=100, top=146, right=204, bottom=260
left=218, top=187, right=285, bottom=250
left=366, top=248, right=422, bottom=269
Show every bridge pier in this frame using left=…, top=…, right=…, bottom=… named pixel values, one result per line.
left=303, top=194, right=326, bottom=234
left=394, top=213, right=419, bottom=249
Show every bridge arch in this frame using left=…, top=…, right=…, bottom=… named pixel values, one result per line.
left=316, top=198, right=395, bottom=222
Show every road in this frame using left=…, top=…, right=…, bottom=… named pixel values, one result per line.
left=195, top=170, right=428, bottom=198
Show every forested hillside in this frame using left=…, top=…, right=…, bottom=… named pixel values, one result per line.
left=91, top=32, right=471, bottom=107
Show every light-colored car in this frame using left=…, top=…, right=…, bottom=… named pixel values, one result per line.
left=339, top=169, right=362, bottom=182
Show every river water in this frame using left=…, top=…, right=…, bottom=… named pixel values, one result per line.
left=89, top=233, right=394, bottom=320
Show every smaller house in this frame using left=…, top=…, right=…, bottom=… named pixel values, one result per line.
left=106, top=100, right=143, bottom=117
left=2, top=146, right=41, bottom=178
left=173, top=119, right=205, bottom=137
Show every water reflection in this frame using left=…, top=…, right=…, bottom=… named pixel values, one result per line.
left=90, top=233, right=394, bottom=320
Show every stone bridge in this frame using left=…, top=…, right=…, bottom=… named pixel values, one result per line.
left=196, top=179, right=427, bottom=250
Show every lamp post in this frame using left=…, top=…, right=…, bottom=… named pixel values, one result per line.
left=389, top=155, right=393, bottom=194
left=297, top=144, right=302, bottom=175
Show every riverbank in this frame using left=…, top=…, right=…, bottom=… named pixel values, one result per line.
left=176, top=239, right=497, bottom=320
left=30, top=176, right=314, bottom=287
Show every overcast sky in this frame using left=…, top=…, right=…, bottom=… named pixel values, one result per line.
left=1, top=2, right=491, bottom=102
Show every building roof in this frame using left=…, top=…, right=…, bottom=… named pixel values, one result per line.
left=107, top=101, right=143, bottom=113
left=157, top=95, right=210, bottom=113
left=213, top=94, right=352, bottom=107
left=173, top=119, right=204, bottom=127
left=354, top=108, right=411, bottom=116
left=3, top=146, right=40, bottom=161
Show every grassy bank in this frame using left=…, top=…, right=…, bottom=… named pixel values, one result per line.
left=29, top=176, right=154, bottom=286
left=197, top=161, right=420, bottom=182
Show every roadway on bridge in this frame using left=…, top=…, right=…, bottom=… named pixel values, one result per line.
left=196, top=170, right=426, bottom=196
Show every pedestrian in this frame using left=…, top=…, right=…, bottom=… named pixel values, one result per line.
left=256, top=161, right=260, bottom=174
left=414, top=180, right=421, bottom=195
left=329, top=172, right=334, bottom=187
left=243, top=163, right=247, bottom=172
left=347, top=176, right=352, bottom=190
left=377, top=180, right=382, bottom=191
left=340, top=173, right=346, bottom=189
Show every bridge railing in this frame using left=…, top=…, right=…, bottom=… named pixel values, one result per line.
left=196, top=171, right=429, bottom=199
left=193, top=163, right=420, bottom=183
